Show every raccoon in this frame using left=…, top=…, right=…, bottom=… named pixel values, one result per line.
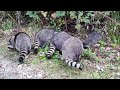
left=8, top=32, right=32, bottom=63
left=46, top=32, right=84, bottom=70
left=46, top=31, right=72, bottom=58
left=60, top=37, right=84, bottom=70
left=33, top=28, right=57, bottom=54
left=83, top=32, right=102, bottom=49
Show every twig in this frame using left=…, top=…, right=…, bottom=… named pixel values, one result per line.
left=65, top=12, right=68, bottom=31
left=7, top=13, right=17, bottom=23
left=97, top=11, right=120, bottom=26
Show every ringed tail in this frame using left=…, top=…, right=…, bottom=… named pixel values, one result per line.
left=46, top=46, right=56, bottom=59
left=34, top=40, right=39, bottom=54
left=19, top=50, right=27, bottom=64
left=61, top=58, right=83, bottom=70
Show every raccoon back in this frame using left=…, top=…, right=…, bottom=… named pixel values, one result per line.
left=52, top=31, right=72, bottom=51
left=15, top=32, right=31, bottom=52
left=62, top=37, right=84, bottom=62
left=35, top=28, right=55, bottom=47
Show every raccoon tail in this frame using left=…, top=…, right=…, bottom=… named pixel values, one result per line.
left=19, top=48, right=28, bottom=64
left=46, top=43, right=56, bottom=59
left=34, top=39, right=40, bottom=54
left=60, top=58, right=84, bottom=70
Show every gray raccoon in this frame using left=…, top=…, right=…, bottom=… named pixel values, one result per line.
left=46, top=31, right=72, bottom=58
left=34, top=28, right=57, bottom=54
left=83, top=32, right=102, bottom=49
left=46, top=32, right=84, bottom=70
left=8, top=32, right=31, bottom=63
left=61, top=37, right=84, bottom=70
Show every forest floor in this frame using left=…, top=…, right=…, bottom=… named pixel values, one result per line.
left=0, top=27, right=120, bottom=79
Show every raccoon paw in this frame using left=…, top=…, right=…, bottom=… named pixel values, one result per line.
left=58, top=55, right=64, bottom=61
left=46, top=54, right=51, bottom=59
left=34, top=48, right=38, bottom=54
left=79, top=63, right=84, bottom=70
left=18, top=57, right=24, bottom=64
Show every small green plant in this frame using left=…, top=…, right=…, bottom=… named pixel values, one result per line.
left=37, top=45, right=59, bottom=61
left=52, top=51, right=59, bottom=60
left=56, top=11, right=66, bottom=17
left=31, top=59, right=39, bottom=65
left=111, top=35, right=120, bottom=47
left=38, top=47, right=47, bottom=61
left=116, top=56, right=120, bottom=61
left=39, top=55, right=47, bottom=61
left=1, top=19, right=14, bottom=30
left=98, top=40, right=107, bottom=47
left=99, top=47, right=105, bottom=53
left=45, top=45, right=59, bottom=60
left=26, top=11, right=40, bottom=21
left=82, top=49, right=99, bottom=62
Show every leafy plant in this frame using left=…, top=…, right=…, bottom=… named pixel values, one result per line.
left=39, top=55, right=47, bottom=61
left=1, top=19, right=14, bottom=30
left=82, top=49, right=99, bottom=62
left=99, top=47, right=105, bottom=53
left=37, top=45, right=59, bottom=61
left=111, top=35, right=120, bottom=45
left=37, top=47, right=47, bottom=61
left=98, top=40, right=107, bottom=47
left=56, top=11, right=66, bottom=17
left=26, top=11, right=40, bottom=20
left=52, top=51, right=59, bottom=60
left=44, top=45, right=59, bottom=60
left=110, top=11, right=120, bottom=23
left=116, top=56, right=120, bottom=61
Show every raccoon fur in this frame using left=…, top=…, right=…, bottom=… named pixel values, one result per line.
left=33, top=28, right=57, bottom=54
left=46, top=31, right=84, bottom=70
left=8, top=32, right=32, bottom=63
left=61, top=37, right=84, bottom=70
left=83, top=32, right=102, bottom=49
left=46, top=31, right=72, bottom=58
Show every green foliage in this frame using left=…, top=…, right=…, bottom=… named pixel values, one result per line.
left=56, top=11, right=65, bottom=17
left=111, top=34, right=120, bottom=45
left=38, top=47, right=47, bottom=61
left=1, top=20, right=14, bottom=30
left=110, top=11, right=120, bottom=23
left=99, top=47, right=105, bottom=53
left=37, top=45, right=59, bottom=61
left=44, top=45, right=59, bottom=60
left=116, top=56, right=120, bottom=61
left=26, top=11, right=40, bottom=20
left=92, top=71, right=100, bottom=79
left=82, top=49, right=99, bottom=62
left=108, top=23, right=120, bottom=45
left=52, top=51, right=59, bottom=60
left=75, top=24, right=81, bottom=30
left=70, top=11, right=77, bottom=19
left=39, top=55, right=47, bottom=61
left=1, top=11, right=120, bottom=45
left=98, top=40, right=107, bottom=47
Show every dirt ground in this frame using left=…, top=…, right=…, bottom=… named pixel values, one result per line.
left=0, top=27, right=120, bottom=79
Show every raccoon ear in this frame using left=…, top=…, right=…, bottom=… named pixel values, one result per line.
left=12, top=35, right=15, bottom=39
left=11, top=35, right=16, bottom=42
